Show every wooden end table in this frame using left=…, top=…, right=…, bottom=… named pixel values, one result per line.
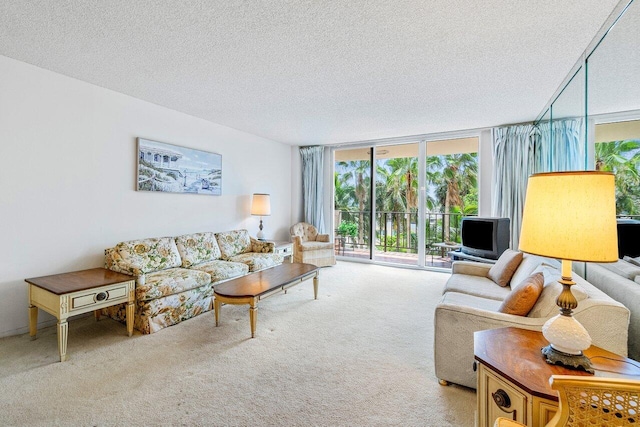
left=474, top=327, right=640, bottom=427
left=270, top=241, right=294, bottom=263
left=25, top=268, right=135, bottom=362
left=214, top=263, right=319, bottom=337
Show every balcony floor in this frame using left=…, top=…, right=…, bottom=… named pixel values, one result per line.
left=335, top=247, right=453, bottom=268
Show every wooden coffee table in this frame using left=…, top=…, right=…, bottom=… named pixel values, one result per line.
left=26, top=268, right=135, bottom=362
left=214, top=262, right=320, bottom=337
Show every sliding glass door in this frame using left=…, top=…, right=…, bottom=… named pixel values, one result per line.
left=373, top=143, right=420, bottom=265
left=424, top=137, right=478, bottom=268
left=334, top=148, right=372, bottom=260
left=333, top=137, right=478, bottom=268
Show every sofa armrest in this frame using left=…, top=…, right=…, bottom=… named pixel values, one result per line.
left=104, top=247, right=142, bottom=277
left=434, top=302, right=545, bottom=388
left=250, top=237, right=275, bottom=253
left=586, top=263, right=640, bottom=361
left=451, top=261, right=491, bottom=277
left=291, top=235, right=303, bottom=249
left=316, top=234, right=330, bottom=243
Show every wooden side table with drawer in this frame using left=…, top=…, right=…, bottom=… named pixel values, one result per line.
left=25, top=267, right=135, bottom=362
left=271, top=241, right=293, bottom=263
left=474, top=327, right=640, bottom=427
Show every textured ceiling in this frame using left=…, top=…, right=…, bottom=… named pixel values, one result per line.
left=0, top=1, right=621, bottom=145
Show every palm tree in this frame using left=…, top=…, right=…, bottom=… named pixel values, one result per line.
left=382, top=157, right=418, bottom=246
left=334, top=171, right=356, bottom=228
left=595, top=140, right=640, bottom=215
left=337, top=160, right=370, bottom=245
left=427, top=153, right=478, bottom=241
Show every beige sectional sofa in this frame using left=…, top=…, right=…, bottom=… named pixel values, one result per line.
left=103, top=229, right=282, bottom=334
left=434, top=254, right=630, bottom=389
left=585, top=259, right=640, bottom=362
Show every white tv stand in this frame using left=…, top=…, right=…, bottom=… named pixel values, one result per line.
left=449, top=250, right=497, bottom=264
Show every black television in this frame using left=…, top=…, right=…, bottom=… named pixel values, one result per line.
left=460, top=217, right=510, bottom=260
left=617, top=218, right=640, bottom=258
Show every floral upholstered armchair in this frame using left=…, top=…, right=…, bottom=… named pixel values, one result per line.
left=289, top=222, right=336, bottom=267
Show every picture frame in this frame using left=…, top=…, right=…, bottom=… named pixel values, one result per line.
left=136, top=138, right=222, bottom=195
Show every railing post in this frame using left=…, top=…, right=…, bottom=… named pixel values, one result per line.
left=384, top=212, right=388, bottom=252
left=396, top=212, right=400, bottom=251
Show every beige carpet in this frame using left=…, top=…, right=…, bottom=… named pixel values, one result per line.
left=0, top=262, right=475, bottom=426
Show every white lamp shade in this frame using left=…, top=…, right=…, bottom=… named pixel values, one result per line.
left=251, top=193, right=271, bottom=216
left=519, top=171, right=618, bottom=262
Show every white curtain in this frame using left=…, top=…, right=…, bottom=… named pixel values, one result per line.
left=534, top=118, right=585, bottom=172
left=491, top=124, right=536, bottom=250
left=300, top=146, right=326, bottom=233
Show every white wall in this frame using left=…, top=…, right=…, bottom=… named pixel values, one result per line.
left=0, top=55, right=292, bottom=337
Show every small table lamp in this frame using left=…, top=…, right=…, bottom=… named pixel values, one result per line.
left=519, top=171, right=618, bottom=373
left=251, top=193, right=271, bottom=240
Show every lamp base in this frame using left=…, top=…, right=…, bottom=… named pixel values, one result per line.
left=541, top=345, right=594, bottom=374
left=256, top=218, right=265, bottom=240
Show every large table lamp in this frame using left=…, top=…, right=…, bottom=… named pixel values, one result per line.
left=251, top=193, right=271, bottom=240
left=518, top=171, right=618, bottom=373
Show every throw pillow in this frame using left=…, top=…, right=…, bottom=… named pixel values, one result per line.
left=498, top=272, right=544, bottom=316
left=487, top=249, right=524, bottom=287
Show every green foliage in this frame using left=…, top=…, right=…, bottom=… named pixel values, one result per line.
left=381, top=235, right=397, bottom=247
left=335, top=149, right=479, bottom=250
left=337, top=221, right=358, bottom=237
left=595, top=140, right=640, bottom=215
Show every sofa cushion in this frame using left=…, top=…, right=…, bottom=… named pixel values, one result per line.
left=175, top=232, right=221, bottom=267
left=487, top=249, right=523, bottom=287
left=527, top=265, right=589, bottom=318
left=190, top=260, right=249, bottom=283
left=438, top=291, right=503, bottom=312
left=136, top=268, right=212, bottom=301
left=599, top=258, right=640, bottom=280
left=216, top=229, right=252, bottom=259
left=498, top=272, right=544, bottom=316
left=116, top=237, right=182, bottom=274
left=623, top=256, right=640, bottom=269
left=443, top=274, right=512, bottom=301
left=228, top=253, right=283, bottom=272
left=299, top=241, right=335, bottom=251
left=510, top=255, right=545, bottom=288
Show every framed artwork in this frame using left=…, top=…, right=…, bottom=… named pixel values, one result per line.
left=136, top=138, right=222, bottom=195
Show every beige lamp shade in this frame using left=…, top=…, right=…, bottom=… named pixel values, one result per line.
left=251, top=193, right=271, bottom=216
left=519, top=171, right=618, bottom=263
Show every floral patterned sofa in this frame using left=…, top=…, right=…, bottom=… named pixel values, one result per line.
left=214, top=229, right=283, bottom=271
left=103, top=229, right=282, bottom=334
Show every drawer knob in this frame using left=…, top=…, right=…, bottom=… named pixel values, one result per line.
left=492, top=389, right=517, bottom=419
left=492, top=389, right=511, bottom=408
left=96, top=292, right=107, bottom=301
